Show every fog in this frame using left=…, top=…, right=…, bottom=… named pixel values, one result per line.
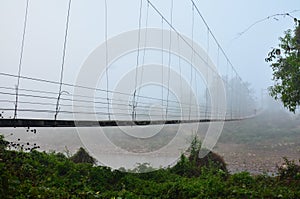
left=0, top=0, right=299, bottom=173
left=1, top=98, right=299, bottom=173
left=1, top=0, right=299, bottom=95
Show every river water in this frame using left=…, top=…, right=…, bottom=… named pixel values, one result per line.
left=1, top=123, right=209, bottom=170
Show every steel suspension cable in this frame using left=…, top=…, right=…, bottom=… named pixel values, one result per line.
left=188, top=4, right=195, bottom=120
left=205, top=27, right=210, bottom=119
left=165, top=0, right=174, bottom=120
left=55, top=0, right=72, bottom=120
left=216, top=46, right=220, bottom=119
left=176, top=33, right=183, bottom=118
left=191, top=0, right=252, bottom=97
left=136, top=1, right=149, bottom=108
left=161, top=17, right=164, bottom=119
left=14, top=0, right=30, bottom=119
left=104, top=0, right=111, bottom=120
left=0, top=72, right=209, bottom=110
left=132, top=0, right=143, bottom=121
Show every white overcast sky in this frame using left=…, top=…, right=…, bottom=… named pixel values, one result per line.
left=0, top=0, right=299, bottom=97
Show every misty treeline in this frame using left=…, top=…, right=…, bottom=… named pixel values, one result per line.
left=225, top=76, right=256, bottom=117
left=206, top=75, right=257, bottom=118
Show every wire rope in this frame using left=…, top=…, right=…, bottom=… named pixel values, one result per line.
left=132, top=0, right=143, bottom=121
left=55, top=0, right=72, bottom=120
left=104, top=0, right=111, bottom=120
left=14, top=0, right=30, bottom=119
left=165, top=0, right=174, bottom=120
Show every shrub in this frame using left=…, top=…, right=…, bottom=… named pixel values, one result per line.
left=278, top=157, right=300, bottom=180
left=0, top=134, right=8, bottom=151
left=171, top=135, right=227, bottom=177
left=70, top=147, right=96, bottom=165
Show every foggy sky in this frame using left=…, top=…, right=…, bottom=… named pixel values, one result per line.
left=0, top=0, right=299, bottom=97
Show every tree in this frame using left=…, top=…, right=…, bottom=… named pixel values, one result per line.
left=265, top=19, right=300, bottom=112
left=187, top=136, right=227, bottom=173
left=70, top=147, right=97, bottom=165
left=171, top=135, right=227, bottom=177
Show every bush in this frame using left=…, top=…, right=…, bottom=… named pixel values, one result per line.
left=193, top=150, right=227, bottom=173
left=70, top=147, right=96, bottom=165
left=278, top=157, right=300, bottom=180
left=171, top=135, right=227, bottom=177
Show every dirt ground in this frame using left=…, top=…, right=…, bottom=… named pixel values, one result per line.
left=215, top=141, right=300, bottom=174
left=211, top=109, right=300, bottom=174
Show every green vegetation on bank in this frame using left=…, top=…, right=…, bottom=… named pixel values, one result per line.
left=266, top=19, right=300, bottom=112
left=0, top=135, right=300, bottom=198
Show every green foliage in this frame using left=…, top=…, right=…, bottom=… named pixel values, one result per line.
left=0, top=134, right=300, bottom=198
left=266, top=21, right=300, bottom=112
left=171, top=135, right=227, bottom=177
left=127, top=162, right=155, bottom=173
left=0, top=135, right=8, bottom=151
left=70, top=147, right=96, bottom=165
left=278, top=157, right=300, bottom=181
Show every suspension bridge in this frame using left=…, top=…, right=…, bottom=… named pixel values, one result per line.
left=0, top=0, right=257, bottom=128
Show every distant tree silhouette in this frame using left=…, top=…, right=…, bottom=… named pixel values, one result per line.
left=171, top=135, right=227, bottom=177
left=188, top=136, right=227, bottom=173
left=70, top=147, right=96, bottom=165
